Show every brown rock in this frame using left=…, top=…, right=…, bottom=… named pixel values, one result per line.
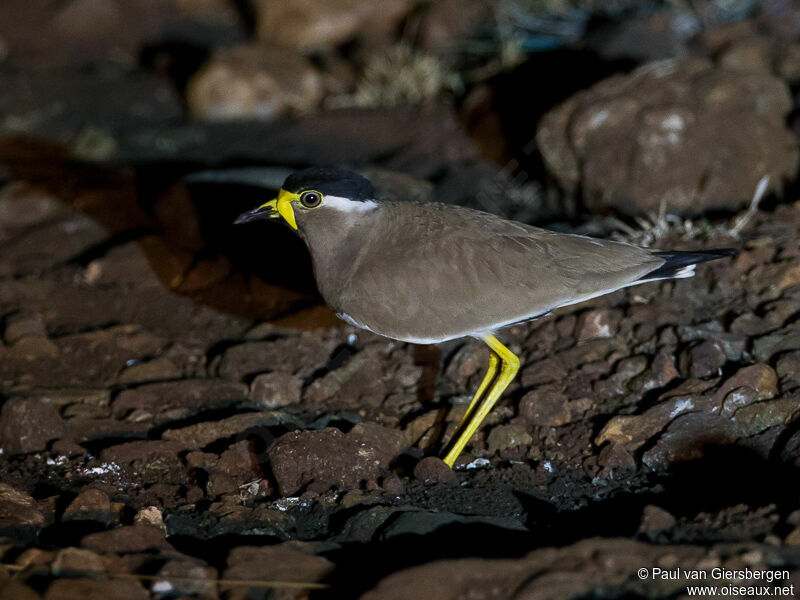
left=576, top=308, right=622, bottom=341
left=596, top=395, right=714, bottom=452
left=62, top=489, right=112, bottom=524
left=486, top=424, right=533, bottom=455
left=0, top=396, right=68, bottom=455
left=267, top=424, right=405, bottom=495
left=0, top=483, right=45, bottom=530
left=116, top=357, right=181, bottom=384
left=224, top=544, right=333, bottom=599
left=162, top=411, right=289, bottom=448
left=641, top=413, right=738, bottom=469
left=100, top=441, right=186, bottom=485
left=187, top=44, right=323, bottom=121
left=112, top=380, right=247, bottom=426
left=44, top=578, right=148, bottom=600
left=252, top=0, right=413, bottom=49
left=638, top=505, right=677, bottom=533
left=82, top=525, right=171, bottom=555
left=51, top=547, right=111, bottom=574
left=682, top=340, right=727, bottom=379
left=412, top=457, right=457, bottom=485
left=519, top=386, right=571, bottom=427
left=250, top=371, right=303, bottom=409
left=714, top=364, right=778, bottom=416
left=217, top=336, right=335, bottom=381
left=537, top=58, right=797, bottom=216
left=133, top=506, right=165, bottom=533
left=153, top=560, right=217, bottom=599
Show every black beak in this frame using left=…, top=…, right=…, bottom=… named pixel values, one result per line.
left=234, top=204, right=275, bottom=225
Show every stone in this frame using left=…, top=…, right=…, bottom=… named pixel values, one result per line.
left=713, top=364, right=778, bottom=413
left=152, top=560, right=217, bottom=599
left=3, top=312, right=47, bottom=344
left=412, top=457, right=457, bottom=485
left=0, top=182, right=70, bottom=229
left=99, top=441, right=186, bottom=485
left=0, top=396, right=68, bottom=455
left=537, top=58, right=798, bottom=216
left=267, top=424, right=405, bottom=495
left=682, top=340, right=727, bottom=379
left=250, top=371, right=303, bottom=409
left=112, top=379, right=247, bottom=426
left=486, top=424, right=533, bottom=454
left=187, top=44, right=323, bottom=121
left=62, top=489, right=113, bottom=524
left=116, top=357, right=181, bottom=384
left=641, top=413, right=738, bottom=469
left=576, top=308, right=622, bottom=341
left=217, top=337, right=335, bottom=381
left=519, top=386, right=571, bottom=427
left=51, top=547, right=111, bottom=574
left=0, top=483, right=44, bottom=531
left=596, top=395, right=715, bottom=452
left=161, top=411, right=290, bottom=448
left=44, top=578, right=148, bottom=600
left=224, top=544, right=333, bottom=598
left=81, top=525, right=171, bottom=555
left=251, top=0, right=413, bottom=49
left=133, top=507, right=165, bottom=533
left=638, top=505, right=677, bottom=534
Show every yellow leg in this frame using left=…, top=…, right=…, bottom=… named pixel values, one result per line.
left=457, top=351, right=499, bottom=428
left=442, top=335, right=520, bottom=467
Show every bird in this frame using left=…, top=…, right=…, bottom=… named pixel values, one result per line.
left=235, top=167, right=735, bottom=468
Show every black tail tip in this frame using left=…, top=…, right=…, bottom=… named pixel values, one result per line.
left=645, top=248, right=737, bottom=280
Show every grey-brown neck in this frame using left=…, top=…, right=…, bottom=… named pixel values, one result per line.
left=294, top=204, right=383, bottom=308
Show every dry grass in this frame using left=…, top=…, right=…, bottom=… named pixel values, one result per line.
left=610, top=175, right=770, bottom=246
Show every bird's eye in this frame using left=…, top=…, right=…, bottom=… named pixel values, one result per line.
left=299, top=191, right=322, bottom=208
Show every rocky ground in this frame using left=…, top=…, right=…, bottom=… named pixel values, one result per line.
left=2, top=1, right=800, bottom=599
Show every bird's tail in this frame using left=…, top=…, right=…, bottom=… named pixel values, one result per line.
left=641, top=248, right=737, bottom=281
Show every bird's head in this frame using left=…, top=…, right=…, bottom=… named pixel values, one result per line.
left=234, top=168, right=377, bottom=231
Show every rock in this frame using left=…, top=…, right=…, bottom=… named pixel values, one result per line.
left=133, top=507, right=166, bottom=533
left=112, top=380, right=248, bottom=426
left=537, top=58, right=797, bottom=216
left=116, top=357, right=181, bottom=384
left=380, top=511, right=527, bottom=540
left=224, top=545, right=332, bottom=597
left=187, top=44, right=323, bottom=121
left=152, top=560, right=217, bottom=599
left=682, top=340, right=727, bottom=379
left=714, top=364, right=778, bottom=414
left=412, top=457, right=457, bottom=485
left=3, top=312, right=47, bottom=344
left=753, top=326, right=800, bottom=362
left=100, top=441, right=186, bottom=485
left=162, top=411, right=290, bottom=448
left=81, top=525, right=171, bottom=555
left=62, top=489, right=113, bottom=524
left=251, top=0, right=413, bottom=49
left=51, top=547, right=111, bottom=574
left=596, top=394, right=715, bottom=452
left=0, top=396, right=68, bottom=455
left=576, top=308, right=622, bottom=341
left=0, top=182, right=70, bottom=229
left=519, top=386, right=571, bottom=427
left=641, top=413, right=738, bottom=469
left=44, top=578, right=148, bottom=600
left=0, top=483, right=44, bottom=532
left=217, top=337, right=335, bottom=381
left=267, top=424, right=405, bottom=495
left=207, top=440, right=261, bottom=496
left=731, top=399, right=800, bottom=438
left=250, top=371, right=303, bottom=409
left=416, top=0, right=489, bottom=53
left=776, top=352, right=800, bottom=388
left=638, top=505, right=677, bottom=534
left=486, top=424, right=533, bottom=454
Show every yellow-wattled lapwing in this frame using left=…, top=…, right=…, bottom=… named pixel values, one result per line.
left=235, top=168, right=734, bottom=467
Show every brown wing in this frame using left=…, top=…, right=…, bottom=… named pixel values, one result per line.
left=336, top=202, right=663, bottom=342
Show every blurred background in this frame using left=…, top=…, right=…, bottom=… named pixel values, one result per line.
left=2, top=1, right=800, bottom=599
